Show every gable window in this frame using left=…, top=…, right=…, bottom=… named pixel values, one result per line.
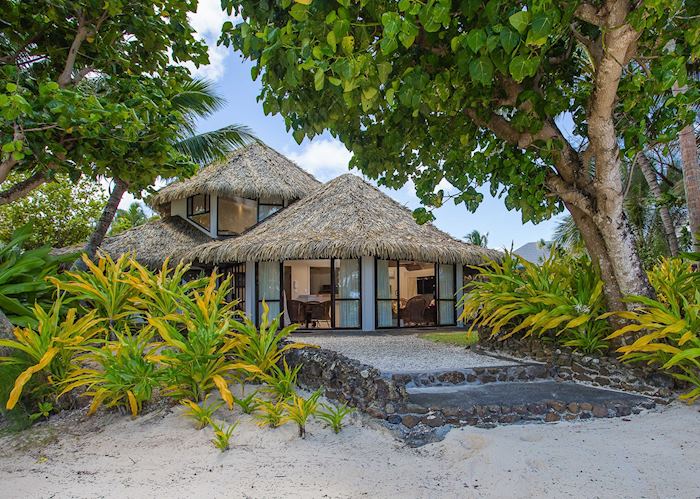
left=218, top=196, right=257, bottom=236
left=187, top=194, right=210, bottom=231
left=258, top=197, right=283, bottom=222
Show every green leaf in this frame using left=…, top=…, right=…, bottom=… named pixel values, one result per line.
left=380, top=36, right=398, bottom=55
left=314, top=69, right=325, bottom=91
left=509, top=55, right=539, bottom=81
left=327, top=31, right=337, bottom=52
left=526, top=14, right=552, bottom=46
left=398, top=32, right=416, bottom=49
left=500, top=28, right=519, bottom=54
left=341, top=35, right=354, bottom=55
left=508, top=11, right=530, bottom=35
left=377, top=62, right=392, bottom=84
left=293, top=129, right=305, bottom=144
left=381, top=12, right=402, bottom=37
left=5, top=83, right=17, bottom=93
left=469, top=56, right=493, bottom=85
left=466, top=28, right=487, bottom=53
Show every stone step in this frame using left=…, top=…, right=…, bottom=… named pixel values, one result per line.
left=389, top=381, right=657, bottom=434
left=389, top=363, right=552, bottom=388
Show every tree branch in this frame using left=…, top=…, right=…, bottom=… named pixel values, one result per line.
left=574, top=3, right=607, bottom=26
left=0, top=171, right=48, bottom=205
left=58, top=13, right=89, bottom=87
left=0, top=126, right=24, bottom=184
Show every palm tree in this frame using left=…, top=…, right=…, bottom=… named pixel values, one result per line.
left=81, top=79, right=256, bottom=262
left=464, top=230, right=489, bottom=247
left=109, top=202, right=151, bottom=235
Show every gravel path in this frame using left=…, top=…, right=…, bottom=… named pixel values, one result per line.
left=295, top=333, right=519, bottom=372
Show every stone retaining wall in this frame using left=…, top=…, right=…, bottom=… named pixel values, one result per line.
left=391, top=363, right=551, bottom=388
left=283, top=346, right=407, bottom=418
left=476, top=336, right=678, bottom=399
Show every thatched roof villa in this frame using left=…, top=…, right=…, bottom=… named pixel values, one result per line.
left=73, top=142, right=499, bottom=331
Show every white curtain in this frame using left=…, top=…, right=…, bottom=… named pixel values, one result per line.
left=337, top=260, right=360, bottom=328
left=438, top=264, right=455, bottom=325
left=258, top=261, right=280, bottom=320
left=376, top=260, right=394, bottom=327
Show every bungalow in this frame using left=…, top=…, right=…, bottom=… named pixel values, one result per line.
left=92, top=143, right=499, bottom=331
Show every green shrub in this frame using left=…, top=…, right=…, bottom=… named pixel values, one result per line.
left=0, top=297, right=104, bottom=411
left=607, top=257, right=700, bottom=403
left=460, top=250, right=610, bottom=354
left=61, top=326, right=165, bottom=416
left=0, top=224, right=72, bottom=327
left=283, top=390, right=321, bottom=438
left=230, top=301, right=308, bottom=377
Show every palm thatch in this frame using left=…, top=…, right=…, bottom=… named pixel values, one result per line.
left=53, top=217, right=212, bottom=269
left=150, top=142, right=320, bottom=210
left=189, top=174, right=502, bottom=265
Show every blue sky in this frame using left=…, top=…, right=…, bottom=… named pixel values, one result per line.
left=131, top=0, right=563, bottom=251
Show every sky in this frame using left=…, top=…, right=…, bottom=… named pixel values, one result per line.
left=121, top=0, right=563, bottom=251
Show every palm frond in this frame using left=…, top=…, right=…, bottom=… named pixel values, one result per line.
left=175, top=124, right=257, bottom=165
left=171, top=78, right=226, bottom=118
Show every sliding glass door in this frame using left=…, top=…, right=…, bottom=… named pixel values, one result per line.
left=375, top=259, right=457, bottom=328
left=258, top=258, right=361, bottom=329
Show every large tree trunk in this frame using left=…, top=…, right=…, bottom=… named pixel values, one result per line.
left=637, top=153, right=680, bottom=256
left=74, top=177, right=128, bottom=268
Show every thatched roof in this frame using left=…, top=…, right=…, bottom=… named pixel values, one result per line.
left=150, top=142, right=320, bottom=209
left=53, top=217, right=212, bottom=269
left=188, top=174, right=502, bottom=265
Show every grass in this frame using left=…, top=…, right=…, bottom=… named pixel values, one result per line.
left=421, top=331, right=479, bottom=347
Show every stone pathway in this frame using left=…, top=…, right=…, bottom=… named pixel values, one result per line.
left=296, top=333, right=518, bottom=372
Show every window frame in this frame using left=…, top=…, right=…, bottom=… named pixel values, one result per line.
left=186, top=194, right=211, bottom=231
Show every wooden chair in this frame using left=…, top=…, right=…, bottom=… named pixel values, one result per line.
left=287, top=300, right=306, bottom=326
left=402, top=295, right=428, bottom=326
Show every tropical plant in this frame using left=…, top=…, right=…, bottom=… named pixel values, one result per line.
left=60, top=327, right=164, bottom=417
left=283, top=390, right=321, bottom=439
left=0, top=297, right=104, bottom=410
left=148, top=274, right=260, bottom=405
left=231, top=301, right=308, bottom=377
left=0, top=175, right=106, bottom=249
left=50, top=253, right=138, bottom=326
left=210, top=420, right=239, bottom=452
left=316, top=402, right=354, bottom=434
left=464, top=230, right=489, bottom=247
left=255, top=399, right=286, bottom=429
left=127, top=259, right=207, bottom=319
left=180, top=397, right=224, bottom=430
left=607, top=257, right=700, bottom=402
left=233, top=391, right=261, bottom=415
left=263, top=359, right=302, bottom=401
left=460, top=251, right=610, bottom=354
left=109, top=202, right=152, bottom=236
left=0, top=224, right=72, bottom=327
left=29, top=401, right=54, bottom=422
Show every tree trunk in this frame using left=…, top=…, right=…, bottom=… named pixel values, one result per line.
left=74, top=177, right=128, bottom=268
left=673, top=83, right=700, bottom=252
left=637, top=153, right=680, bottom=256
left=0, top=309, right=14, bottom=356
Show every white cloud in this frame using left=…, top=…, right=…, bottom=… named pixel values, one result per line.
left=286, top=138, right=355, bottom=182
left=184, top=0, right=239, bottom=82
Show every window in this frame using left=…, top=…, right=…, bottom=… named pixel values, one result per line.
left=187, top=194, right=210, bottom=231
left=220, top=263, right=246, bottom=312
left=437, top=264, right=456, bottom=325
left=258, top=197, right=283, bottom=222
left=218, top=196, right=257, bottom=236
left=256, top=261, right=282, bottom=322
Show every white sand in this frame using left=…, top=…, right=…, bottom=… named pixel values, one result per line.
left=1, top=401, right=698, bottom=498
left=296, top=334, right=518, bottom=372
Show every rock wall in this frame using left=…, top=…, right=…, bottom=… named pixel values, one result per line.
left=476, top=335, right=678, bottom=398
left=283, top=346, right=408, bottom=418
